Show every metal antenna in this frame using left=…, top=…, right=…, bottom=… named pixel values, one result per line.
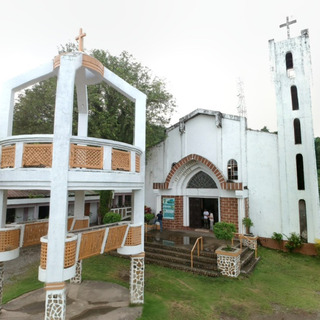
left=237, top=78, right=247, bottom=118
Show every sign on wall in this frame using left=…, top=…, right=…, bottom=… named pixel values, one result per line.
left=163, top=197, right=175, bottom=220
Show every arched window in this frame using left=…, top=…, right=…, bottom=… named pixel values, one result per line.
left=293, top=118, right=302, bottom=144
left=187, top=171, right=217, bottom=188
left=296, top=154, right=305, bottom=190
left=291, top=86, right=299, bottom=110
left=227, top=159, right=238, bottom=180
left=299, top=199, right=308, bottom=242
left=286, top=52, right=293, bottom=69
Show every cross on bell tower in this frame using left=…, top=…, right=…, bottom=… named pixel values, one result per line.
left=75, top=28, right=86, bottom=52
left=279, top=16, right=297, bottom=39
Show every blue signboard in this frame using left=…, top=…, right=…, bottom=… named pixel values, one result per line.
left=163, top=197, right=175, bottom=220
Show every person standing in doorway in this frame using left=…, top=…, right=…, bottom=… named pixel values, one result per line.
left=154, top=210, right=163, bottom=232
left=209, top=212, right=214, bottom=230
left=203, top=209, right=209, bottom=229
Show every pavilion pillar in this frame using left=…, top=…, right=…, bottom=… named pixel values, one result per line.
left=70, top=260, right=82, bottom=284
left=0, top=262, right=4, bottom=310
left=0, top=190, right=8, bottom=228
left=130, top=253, right=145, bottom=304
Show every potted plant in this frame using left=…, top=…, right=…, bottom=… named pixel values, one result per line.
left=213, top=222, right=241, bottom=277
left=242, top=217, right=253, bottom=235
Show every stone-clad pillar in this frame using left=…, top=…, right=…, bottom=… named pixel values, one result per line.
left=70, top=260, right=82, bottom=284
left=130, top=253, right=145, bottom=304
left=0, top=262, right=4, bottom=311
left=45, top=282, right=66, bottom=320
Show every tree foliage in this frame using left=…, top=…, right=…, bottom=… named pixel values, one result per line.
left=13, top=46, right=175, bottom=148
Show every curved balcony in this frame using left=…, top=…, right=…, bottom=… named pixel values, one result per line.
left=0, top=135, right=143, bottom=190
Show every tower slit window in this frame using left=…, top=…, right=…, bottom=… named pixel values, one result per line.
left=299, top=199, right=308, bottom=242
left=227, top=159, right=238, bottom=181
left=293, top=118, right=302, bottom=144
left=291, top=86, right=299, bottom=110
left=285, top=52, right=293, bottom=69
left=296, top=154, right=305, bottom=190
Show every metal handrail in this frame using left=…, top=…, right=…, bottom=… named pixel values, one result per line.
left=190, top=237, right=203, bottom=269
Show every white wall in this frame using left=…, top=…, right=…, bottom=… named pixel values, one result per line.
left=247, top=130, right=281, bottom=237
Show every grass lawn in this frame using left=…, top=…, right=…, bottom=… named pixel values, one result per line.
left=3, top=247, right=320, bottom=320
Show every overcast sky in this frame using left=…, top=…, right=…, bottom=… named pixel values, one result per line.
left=1, top=0, right=319, bottom=135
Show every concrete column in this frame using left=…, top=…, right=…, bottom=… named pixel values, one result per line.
left=0, top=262, right=4, bottom=310
left=0, top=190, right=8, bottom=228
left=74, top=191, right=85, bottom=219
left=130, top=253, right=145, bottom=304
left=46, top=53, right=81, bottom=283
left=45, top=282, right=66, bottom=320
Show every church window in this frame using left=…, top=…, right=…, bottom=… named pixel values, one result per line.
left=227, top=159, right=238, bottom=180
left=187, top=171, right=217, bottom=188
left=291, top=86, right=299, bottom=110
left=296, top=154, right=305, bottom=190
left=286, top=52, right=293, bottom=69
left=299, top=199, right=308, bottom=242
left=293, top=118, right=302, bottom=144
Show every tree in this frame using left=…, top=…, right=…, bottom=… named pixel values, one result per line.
left=13, top=46, right=175, bottom=148
left=260, top=126, right=270, bottom=132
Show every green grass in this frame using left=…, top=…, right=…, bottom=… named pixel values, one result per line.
left=3, top=247, right=320, bottom=320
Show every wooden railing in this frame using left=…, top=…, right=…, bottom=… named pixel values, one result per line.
left=190, top=237, right=203, bottom=269
left=232, top=233, right=258, bottom=258
left=0, top=135, right=142, bottom=173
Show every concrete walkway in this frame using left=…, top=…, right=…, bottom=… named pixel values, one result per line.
left=2, top=280, right=142, bottom=320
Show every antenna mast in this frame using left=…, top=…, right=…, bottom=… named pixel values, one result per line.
left=237, top=78, right=247, bottom=118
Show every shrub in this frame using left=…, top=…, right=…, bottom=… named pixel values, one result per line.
left=271, top=232, right=283, bottom=242
left=242, top=217, right=254, bottom=234
left=145, top=213, right=155, bottom=223
left=213, top=222, right=236, bottom=241
left=315, top=239, right=320, bottom=256
left=103, top=212, right=121, bottom=224
left=285, top=232, right=302, bottom=252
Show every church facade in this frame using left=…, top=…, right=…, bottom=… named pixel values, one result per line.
left=145, top=29, right=320, bottom=243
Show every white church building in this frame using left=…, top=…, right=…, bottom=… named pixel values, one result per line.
left=145, top=28, right=320, bottom=244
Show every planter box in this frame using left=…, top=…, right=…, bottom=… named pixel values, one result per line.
left=215, top=246, right=241, bottom=278
left=259, top=237, right=317, bottom=256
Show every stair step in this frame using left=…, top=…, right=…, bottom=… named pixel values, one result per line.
left=146, top=251, right=217, bottom=271
left=241, top=256, right=261, bottom=274
left=145, top=257, right=220, bottom=277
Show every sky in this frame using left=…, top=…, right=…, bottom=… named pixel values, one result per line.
left=1, top=0, right=320, bottom=135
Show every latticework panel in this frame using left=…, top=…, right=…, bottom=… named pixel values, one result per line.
left=67, top=217, right=74, bottom=231
left=40, top=239, right=77, bottom=269
left=73, top=219, right=89, bottom=230
left=104, top=225, right=128, bottom=252
left=78, top=229, right=105, bottom=260
left=0, top=229, right=20, bottom=252
left=23, top=222, right=48, bottom=247
left=125, top=226, right=141, bottom=246
left=23, top=144, right=52, bottom=167
left=112, top=149, right=131, bottom=171
left=1, top=145, right=15, bottom=168
left=70, top=144, right=103, bottom=169
left=135, top=154, right=140, bottom=173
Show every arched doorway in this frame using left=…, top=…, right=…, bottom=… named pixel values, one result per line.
left=187, top=171, right=219, bottom=228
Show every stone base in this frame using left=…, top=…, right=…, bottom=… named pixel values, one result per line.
left=130, top=253, right=145, bottom=304
left=216, top=246, right=241, bottom=278
left=45, top=283, right=66, bottom=320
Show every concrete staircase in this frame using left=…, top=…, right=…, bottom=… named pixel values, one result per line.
left=144, top=241, right=260, bottom=277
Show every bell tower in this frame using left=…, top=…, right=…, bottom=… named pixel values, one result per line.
left=269, top=21, right=320, bottom=243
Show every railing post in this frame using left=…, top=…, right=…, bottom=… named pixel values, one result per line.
left=15, top=142, right=23, bottom=168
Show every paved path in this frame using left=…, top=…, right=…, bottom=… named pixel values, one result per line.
left=2, top=280, right=142, bottom=319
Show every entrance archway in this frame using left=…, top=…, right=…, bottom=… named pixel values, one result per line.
left=189, top=198, right=218, bottom=228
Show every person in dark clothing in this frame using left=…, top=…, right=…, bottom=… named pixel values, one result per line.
left=154, top=210, right=163, bottom=232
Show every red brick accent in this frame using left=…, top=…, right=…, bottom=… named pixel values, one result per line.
left=245, top=198, right=249, bottom=218
left=220, top=197, right=239, bottom=231
left=153, top=154, right=227, bottom=189
left=161, top=196, right=186, bottom=230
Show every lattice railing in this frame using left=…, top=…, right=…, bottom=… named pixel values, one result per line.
left=23, top=221, right=49, bottom=247
left=69, top=144, right=103, bottom=169
left=135, top=154, right=140, bottom=173
left=72, top=219, right=89, bottom=230
left=23, top=144, right=52, bottom=168
left=40, top=235, right=77, bottom=269
left=112, top=149, right=131, bottom=171
left=1, top=145, right=15, bottom=168
left=104, top=225, right=128, bottom=252
left=78, top=229, right=106, bottom=260
left=125, top=226, right=142, bottom=246
left=0, top=228, right=20, bottom=252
